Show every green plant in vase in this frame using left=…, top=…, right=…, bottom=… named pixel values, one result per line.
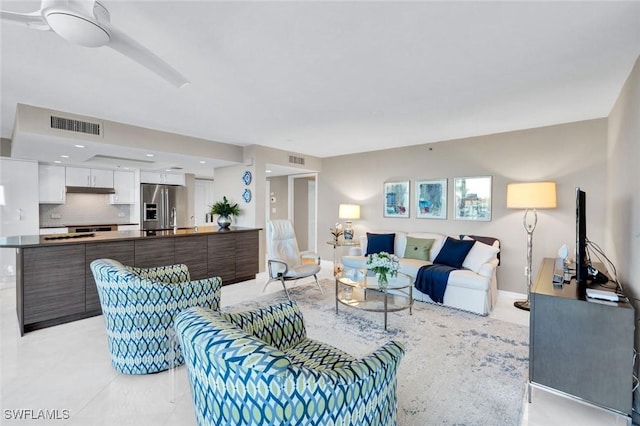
left=210, top=196, right=240, bottom=229
left=366, top=251, right=400, bottom=289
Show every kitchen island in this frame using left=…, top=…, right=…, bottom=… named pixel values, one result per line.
left=0, top=226, right=261, bottom=335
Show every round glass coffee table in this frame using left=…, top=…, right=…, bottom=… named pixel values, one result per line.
left=335, top=269, right=413, bottom=330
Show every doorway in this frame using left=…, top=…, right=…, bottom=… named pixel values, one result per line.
left=289, top=173, right=317, bottom=252
left=264, top=168, right=318, bottom=253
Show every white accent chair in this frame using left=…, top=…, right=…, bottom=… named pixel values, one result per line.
left=264, top=220, right=324, bottom=299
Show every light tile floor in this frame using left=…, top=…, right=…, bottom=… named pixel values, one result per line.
left=0, top=263, right=630, bottom=425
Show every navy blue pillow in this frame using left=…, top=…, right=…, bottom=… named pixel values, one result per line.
left=365, top=233, right=395, bottom=255
left=434, top=237, right=475, bottom=268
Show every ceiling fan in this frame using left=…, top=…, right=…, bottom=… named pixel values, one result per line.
left=0, top=0, right=189, bottom=88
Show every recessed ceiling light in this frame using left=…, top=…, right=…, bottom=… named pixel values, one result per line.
left=266, top=169, right=272, bottom=173
left=74, top=144, right=85, bottom=148
left=60, top=155, right=69, bottom=158
left=146, top=154, right=155, bottom=157
left=199, top=161, right=206, bottom=164
left=54, top=160, right=61, bottom=164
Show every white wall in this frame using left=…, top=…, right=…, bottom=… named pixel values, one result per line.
left=607, top=55, right=640, bottom=299
left=212, top=164, right=255, bottom=228
left=0, top=158, right=39, bottom=285
left=240, top=145, right=323, bottom=271
left=606, top=54, right=640, bottom=419
left=266, top=176, right=289, bottom=220
left=607, top=56, right=640, bottom=393
left=318, top=119, right=608, bottom=294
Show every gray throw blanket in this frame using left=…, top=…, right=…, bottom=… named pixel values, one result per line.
left=415, top=264, right=457, bottom=303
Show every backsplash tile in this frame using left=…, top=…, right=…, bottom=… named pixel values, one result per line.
left=40, top=193, right=133, bottom=227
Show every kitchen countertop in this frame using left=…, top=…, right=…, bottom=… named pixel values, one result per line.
left=0, top=226, right=262, bottom=248
left=39, top=223, right=139, bottom=228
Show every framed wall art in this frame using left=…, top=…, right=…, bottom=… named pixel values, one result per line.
left=384, top=181, right=410, bottom=218
left=415, top=179, right=447, bottom=219
left=454, top=176, right=492, bottom=221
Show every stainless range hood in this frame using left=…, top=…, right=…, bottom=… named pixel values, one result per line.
left=66, top=186, right=116, bottom=194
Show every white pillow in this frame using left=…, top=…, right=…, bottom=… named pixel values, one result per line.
left=462, top=240, right=500, bottom=273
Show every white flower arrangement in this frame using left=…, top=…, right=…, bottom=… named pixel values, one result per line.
left=366, top=251, right=400, bottom=283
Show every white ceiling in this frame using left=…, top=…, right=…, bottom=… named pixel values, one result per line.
left=1, top=1, right=639, bottom=174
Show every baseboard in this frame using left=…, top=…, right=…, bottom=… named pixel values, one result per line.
left=498, top=289, right=527, bottom=300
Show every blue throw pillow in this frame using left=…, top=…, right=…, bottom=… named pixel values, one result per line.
left=434, top=237, right=475, bottom=268
left=365, top=233, right=395, bottom=255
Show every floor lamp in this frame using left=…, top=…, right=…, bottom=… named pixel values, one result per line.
left=507, top=181, right=557, bottom=311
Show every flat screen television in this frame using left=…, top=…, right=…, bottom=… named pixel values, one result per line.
left=576, top=187, right=589, bottom=285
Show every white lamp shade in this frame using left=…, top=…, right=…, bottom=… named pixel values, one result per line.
left=507, top=181, right=557, bottom=209
left=338, top=203, right=360, bottom=220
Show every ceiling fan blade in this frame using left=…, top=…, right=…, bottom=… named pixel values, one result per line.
left=0, top=10, right=49, bottom=30
left=41, top=0, right=70, bottom=10
left=68, top=0, right=96, bottom=18
left=106, top=25, right=190, bottom=88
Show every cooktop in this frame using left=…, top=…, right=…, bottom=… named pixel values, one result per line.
left=43, top=232, right=95, bottom=240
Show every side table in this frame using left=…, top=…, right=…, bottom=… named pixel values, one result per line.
left=326, top=239, right=360, bottom=276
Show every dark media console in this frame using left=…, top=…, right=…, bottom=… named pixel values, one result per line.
left=529, top=257, right=634, bottom=420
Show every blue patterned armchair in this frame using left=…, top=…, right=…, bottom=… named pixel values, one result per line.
left=175, top=300, right=405, bottom=425
left=90, top=258, right=222, bottom=375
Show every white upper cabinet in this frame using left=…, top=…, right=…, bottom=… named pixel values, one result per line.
left=163, top=173, right=185, bottom=186
left=110, top=170, right=136, bottom=204
left=91, top=169, right=114, bottom=188
left=140, top=171, right=185, bottom=186
left=38, top=164, right=66, bottom=204
left=66, top=167, right=114, bottom=188
left=65, top=167, right=90, bottom=187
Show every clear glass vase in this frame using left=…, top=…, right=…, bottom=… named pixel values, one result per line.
left=376, top=270, right=389, bottom=290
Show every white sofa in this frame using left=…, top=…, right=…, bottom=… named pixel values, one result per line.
left=341, top=232, right=500, bottom=315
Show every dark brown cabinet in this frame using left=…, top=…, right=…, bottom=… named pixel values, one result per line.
left=85, top=241, right=135, bottom=312
left=22, top=245, right=86, bottom=326
left=207, top=233, right=237, bottom=284
left=235, top=231, right=259, bottom=282
left=175, top=235, right=208, bottom=280
left=134, top=238, right=175, bottom=268
left=12, top=228, right=260, bottom=335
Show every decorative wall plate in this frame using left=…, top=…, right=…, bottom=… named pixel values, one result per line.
left=242, top=188, right=252, bottom=203
left=242, top=171, right=252, bottom=185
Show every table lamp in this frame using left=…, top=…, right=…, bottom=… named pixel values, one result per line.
left=507, top=181, right=557, bottom=311
left=339, top=204, right=360, bottom=240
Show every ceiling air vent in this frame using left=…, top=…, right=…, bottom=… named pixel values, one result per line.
left=50, top=115, right=101, bottom=136
left=288, top=155, right=305, bottom=165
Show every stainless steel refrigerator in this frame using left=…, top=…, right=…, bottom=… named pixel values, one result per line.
left=141, top=184, right=188, bottom=231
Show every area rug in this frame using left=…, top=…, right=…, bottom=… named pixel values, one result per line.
left=224, top=279, right=529, bottom=426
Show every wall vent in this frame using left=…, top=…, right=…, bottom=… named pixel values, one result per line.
left=288, top=155, right=305, bottom=165
left=50, top=116, right=101, bottom=136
